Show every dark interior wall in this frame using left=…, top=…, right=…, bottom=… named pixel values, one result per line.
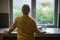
left=59, top=14, right=60, bottom=28
left=59, top=0, right=60, bottom=14
left=0, top=0, right=9, bottom=28
left=0, top=13, right=9, bottom=28
left=57, top=0, right=60, bottom=28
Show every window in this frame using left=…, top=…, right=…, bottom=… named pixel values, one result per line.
left=36, top=0, right=54, bottom=25
left=13, top=0, right=31, bottom=22
left=10, top=0, right=58, bottom=28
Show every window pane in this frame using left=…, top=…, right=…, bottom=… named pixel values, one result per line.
left=36, top=0, right=55, bottom=25
left=13, top=0, right=31, bottom=22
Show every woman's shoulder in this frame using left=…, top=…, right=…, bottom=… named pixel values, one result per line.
left=15, top=16, right=22, bottom=21
left=16, top=16, right=22, bottom=19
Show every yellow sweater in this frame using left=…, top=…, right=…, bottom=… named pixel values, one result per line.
left=9, top=15, right=42, bottom=40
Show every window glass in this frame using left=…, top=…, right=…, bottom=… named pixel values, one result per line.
left=36, top=0, right=55, bottom=25
left=13, top=0, right=31, bottom=21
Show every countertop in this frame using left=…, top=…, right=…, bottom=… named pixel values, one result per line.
left=0, top=28, right=60, bottom=37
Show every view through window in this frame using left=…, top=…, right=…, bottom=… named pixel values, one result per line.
left=36, top=0, right=54, bottom=25
left=13, top=0, right=55, bottom=26
left=13, top=0, right=31, bottom=21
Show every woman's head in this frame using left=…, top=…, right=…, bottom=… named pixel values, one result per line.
left=22, top=4, right=30, bottom=15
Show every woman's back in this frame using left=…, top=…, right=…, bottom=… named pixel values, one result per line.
left=17, top=15, right=35, bottom=40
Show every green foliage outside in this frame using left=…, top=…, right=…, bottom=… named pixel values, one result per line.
left=13, top=7, right=22, bottom=21
left=36, top=2, right=54, bottom=25
left=13, top=1, right=54, bottom=25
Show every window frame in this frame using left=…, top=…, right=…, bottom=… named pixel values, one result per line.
left=10, top=0, right=59, bottom=28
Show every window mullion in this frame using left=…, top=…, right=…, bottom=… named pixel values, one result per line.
left=31, top=0, right=36, bottom=20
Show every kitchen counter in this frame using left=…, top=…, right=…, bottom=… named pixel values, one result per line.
left=0, top=28, right=60, bottom=40
left=0, top=28, right=60, bottom=34
left=0, top=28, right=60, bottom=36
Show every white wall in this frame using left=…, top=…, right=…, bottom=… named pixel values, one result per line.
left=0, top=0, right=9, bottom=13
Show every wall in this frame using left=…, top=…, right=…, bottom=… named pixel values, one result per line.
left=59, top=0, right=60, bottom=13
left=0, top=0, right=9, bottom=28
left=0, top=0, right=9, bottom=13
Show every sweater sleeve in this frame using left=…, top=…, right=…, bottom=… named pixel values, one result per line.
left=33, top=21, right=43, bottom=35
left=8, top=17, right=18, bottom=33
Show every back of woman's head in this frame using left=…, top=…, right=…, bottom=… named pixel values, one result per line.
left=22, top=4, right=30, bottom=15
